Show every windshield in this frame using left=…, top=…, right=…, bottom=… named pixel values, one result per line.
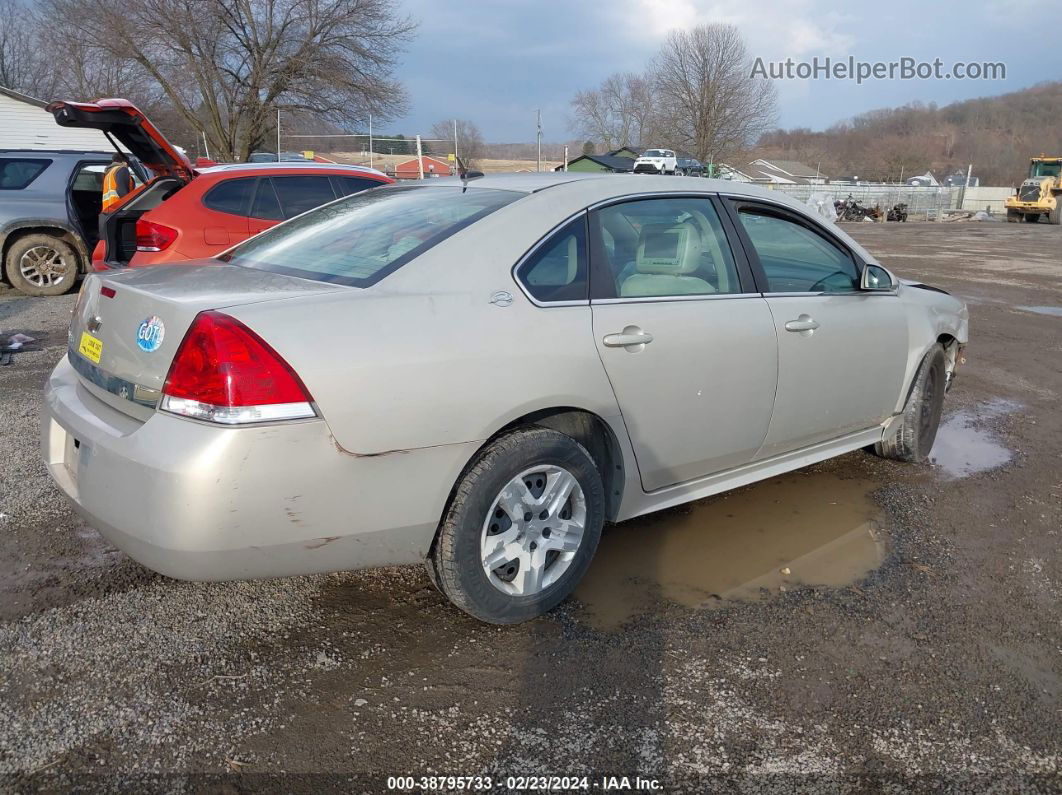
left=643, top=150, right=667, bottom=158
left=1031, top=161, right=1061, bottom=178
left=221, top=186, right=521, bottom=287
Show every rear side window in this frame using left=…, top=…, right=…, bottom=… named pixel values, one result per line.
left=203, top=178, right=255, bottom=215
left=592, top=196, right=742, bottom=298
left=250, top=179, right=283, bottom=220
left=273, top=175, right=337, bottom=218
left=223, top=186, right=521, bottom=288
left=336, top=176, right=385, bottom=196
left=0, top=158, right=51, bottom=189
left=516, top=216, right=588, bottom=302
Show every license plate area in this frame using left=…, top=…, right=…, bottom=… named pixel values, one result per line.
left=63, top=432, right=80, bottom=485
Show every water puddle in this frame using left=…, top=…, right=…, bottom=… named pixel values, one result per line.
left=1016, top=305, right=1062, bottom=318
left=929, top=399, right=1017, bottom=479
left=575, top=473, right=885, bottom=631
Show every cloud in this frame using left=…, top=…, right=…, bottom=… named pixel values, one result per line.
left=618, top=0, right=856, bottom=57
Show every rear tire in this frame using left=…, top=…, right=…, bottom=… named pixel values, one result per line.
left=429, top=427, right=605, bottom=624
left=874, top=344, right=947, bottom=463
left=4, top=233, right=79, bottom=296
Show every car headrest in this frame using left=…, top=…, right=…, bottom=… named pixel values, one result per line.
left=635, top=222, right=702, bottom=275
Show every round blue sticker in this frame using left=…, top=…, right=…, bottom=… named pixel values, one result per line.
left=136, top=315, right=165, bottom=352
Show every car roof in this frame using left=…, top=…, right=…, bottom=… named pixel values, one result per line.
left=412, top=171, right=795, bottom=202
left=199, top=162, right=389, bottom=178
left=0, top=149, right=114, bottom=157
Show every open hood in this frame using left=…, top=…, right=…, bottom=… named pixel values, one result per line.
left=46, top=98, right=194, bottom=184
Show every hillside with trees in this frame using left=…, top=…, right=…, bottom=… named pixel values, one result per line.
left=756, top=82, right=1062, bottom=185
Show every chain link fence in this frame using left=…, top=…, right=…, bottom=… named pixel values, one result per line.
left=760, top=183, right=963, bottom=219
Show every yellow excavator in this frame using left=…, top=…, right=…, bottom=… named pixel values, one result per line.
left=1005, top=156, right=1061, bottom=224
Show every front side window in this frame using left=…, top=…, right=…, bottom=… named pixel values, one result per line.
left=222, top=186, right=521, bottom=287
left=516, top=216, right=588, bottom=302
left=737, top=210, right=858, bottom=293
left=591, top=196, right=742, bottom=298
left=273, top=175, right=337, bottom=218
left=0, top=158, right=51, bottom=190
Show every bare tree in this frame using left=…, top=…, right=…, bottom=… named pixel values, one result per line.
left=570, top=72, right=654, bottom=151
left=430, top=118, right=485, bottom=168
left=39, top=0, right=416, bottom=160
left=649, top=24, right=776, bottom=163
left=0, top=0, right=59, bottom=98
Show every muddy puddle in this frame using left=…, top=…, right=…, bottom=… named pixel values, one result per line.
left=575, top=473, right=885, bottom=631
left=929, top=399, right=1017, bottom=479
left=1016, top=305, right=1062, bottom=318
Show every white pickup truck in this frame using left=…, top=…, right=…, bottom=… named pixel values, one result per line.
left=633, top=149, right=677, bottom=175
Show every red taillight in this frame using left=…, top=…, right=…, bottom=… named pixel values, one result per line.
left=161, top=311, right=314, bottom=424
left=135, top=219, right=178, bottom=252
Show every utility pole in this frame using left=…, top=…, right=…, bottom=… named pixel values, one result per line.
left=453, top=119, right=459, bottom=176
left=563, top=145, right=568, bottom=172
left=276, top=108, right=281, bottom=161
left=416, top=135, right=424, bottom=179
left=368, top=114, right=373, bottom=169
left=202, top=131, right=210, bottom=160
left=536, top=109, right=542, bottom=172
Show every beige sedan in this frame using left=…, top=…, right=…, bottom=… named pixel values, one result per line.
left=42, top=174, right=968, bottom=622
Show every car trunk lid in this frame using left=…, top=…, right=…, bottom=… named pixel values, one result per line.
left=69, top=263, right=344, bottom=420
left=47, top=98, right=194, bottom=184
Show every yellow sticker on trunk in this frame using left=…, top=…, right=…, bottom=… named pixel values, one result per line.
left=78, top=331, right=102, bottom=364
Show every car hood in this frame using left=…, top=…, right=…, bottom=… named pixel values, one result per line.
left=47, top=98, right=194, bottom=184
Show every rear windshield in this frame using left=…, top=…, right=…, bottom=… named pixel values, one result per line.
left=0, top=158, right=51, bottom=189
left=221, top=185, right=521, bottom=287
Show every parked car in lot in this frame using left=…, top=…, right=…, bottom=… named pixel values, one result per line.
left=46, top=98, right=392, bottom=269
left=101, top=162, right=393, bottom=268
left=676, top=157, right=704, bottom=176
left=0, top=149, right=146, bottom=295
left=42, top=173, right=968, bottom=624
left=633, top=149, right=677, bottom=174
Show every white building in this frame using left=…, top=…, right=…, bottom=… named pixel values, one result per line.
left=0, top=85, right=110, bottom=151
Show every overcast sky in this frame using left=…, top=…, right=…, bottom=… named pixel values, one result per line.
left=392, top=0, right=1054, bottom=142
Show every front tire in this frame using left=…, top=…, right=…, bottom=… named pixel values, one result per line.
left=429, top=427, right=605, bottom=624
left=874, top=344, right=947, bottom=463
left=4, top=234, right=80, bottom=296
left=1050, top=197, right=1061, bottom=225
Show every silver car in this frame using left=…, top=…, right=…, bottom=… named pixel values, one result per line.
left=41, top=174, right=968, bottom=623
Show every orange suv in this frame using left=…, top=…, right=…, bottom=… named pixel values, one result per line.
left=48, top=98, right=392, bottom=269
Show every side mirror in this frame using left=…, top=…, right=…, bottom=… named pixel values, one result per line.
left=861, top=264, right=895, bottom=291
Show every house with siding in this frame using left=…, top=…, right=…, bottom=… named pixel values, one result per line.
left=0, top=86, right=111, bottom=151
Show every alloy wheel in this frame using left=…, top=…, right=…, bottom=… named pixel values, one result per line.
left=19, top=245, right=71, bottom=289
left=480, top=465, right=587, bottom=597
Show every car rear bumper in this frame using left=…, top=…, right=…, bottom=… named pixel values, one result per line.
left=42, top=356, right=477, bottom=580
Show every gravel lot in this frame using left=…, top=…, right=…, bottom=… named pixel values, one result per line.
left=1, top=222, right=1059, bottom=792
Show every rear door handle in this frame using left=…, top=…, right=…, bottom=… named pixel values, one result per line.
left=784, top=315, right=820, bottom=333
left=603, top=326, right=654, bottom=350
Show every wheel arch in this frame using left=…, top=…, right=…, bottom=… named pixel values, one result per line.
left=429, top=406, right=628, bottom=560
left=1, top=223, right=89, bottom=278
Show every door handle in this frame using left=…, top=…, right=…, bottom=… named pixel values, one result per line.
left=603, top=326, right=654, bottom=350
left=784, top=315, right=820, bottom=333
